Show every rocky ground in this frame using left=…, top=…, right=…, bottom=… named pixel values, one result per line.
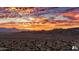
left=0, top=39, right=77, bottom=51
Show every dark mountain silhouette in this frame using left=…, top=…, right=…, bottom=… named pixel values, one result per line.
left=0, top=28, right=20, bottom=32
left=0, top=27, right=79, bottom=40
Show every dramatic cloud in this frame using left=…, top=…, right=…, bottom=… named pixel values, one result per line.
left=0, top=7, right=79, bottom=31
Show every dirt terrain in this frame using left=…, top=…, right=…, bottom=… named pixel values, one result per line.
left=0, top=28, right=79, bottom=51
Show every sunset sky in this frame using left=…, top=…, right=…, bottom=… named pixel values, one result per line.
left=0, top=7, right=79, bottom=31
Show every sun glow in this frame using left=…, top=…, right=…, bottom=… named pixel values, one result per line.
left=0, top=17, right=79, bottom=31
left=0, top=7, right=79, bottom=31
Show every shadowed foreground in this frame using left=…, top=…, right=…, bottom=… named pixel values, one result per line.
left=0, top=28, right=79, bottom=51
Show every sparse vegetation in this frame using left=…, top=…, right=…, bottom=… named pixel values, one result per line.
left=0, top=28, right=79, bottom=51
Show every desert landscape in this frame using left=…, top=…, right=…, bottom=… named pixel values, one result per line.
left=0, top=28, right=79, bottom=51
left=0, top=7, right=79, bottom=51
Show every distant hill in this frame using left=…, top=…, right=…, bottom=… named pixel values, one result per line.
left=0, top=28, right=20, bottom=32
left=0, top=27, right=79, bottom=40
